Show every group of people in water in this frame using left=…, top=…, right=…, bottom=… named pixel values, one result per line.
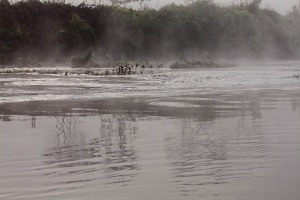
left=102, top=63, right=151, bottom=75
left=64, top=63, right=155, bottom=76
left=112, top=63, right=146, bottom=75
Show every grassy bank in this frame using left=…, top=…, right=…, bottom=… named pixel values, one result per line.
left=1, top=0, right=300, bottom=65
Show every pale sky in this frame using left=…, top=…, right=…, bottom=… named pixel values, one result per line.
left=69, top=0, right=299, bottom=13
left=216, top=0, right=298, bottom=13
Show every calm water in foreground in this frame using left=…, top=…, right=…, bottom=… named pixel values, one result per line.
left=0, top=62, right=300, bottom=200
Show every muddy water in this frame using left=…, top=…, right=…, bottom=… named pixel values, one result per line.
left=0, top=62, right=300, bottom=200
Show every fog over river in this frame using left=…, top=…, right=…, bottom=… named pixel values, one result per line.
left=0, top=62, right=300, bottom=200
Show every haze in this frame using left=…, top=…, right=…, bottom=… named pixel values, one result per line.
left=215, top=0, right=298, bottom=13
left=68, top=0, right=298, bottom=13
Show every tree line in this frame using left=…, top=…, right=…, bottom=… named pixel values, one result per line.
left=1, top=0, right=300, bottom=65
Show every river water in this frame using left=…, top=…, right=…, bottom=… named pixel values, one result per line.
left=0, top=61, right=300, bottom=200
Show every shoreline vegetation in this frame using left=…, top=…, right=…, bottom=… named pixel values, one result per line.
left=0, top=62, right=163, bottom=76
left=0, top=67, right=158, bottom=77
left=1, top=0, right=300, bottom=69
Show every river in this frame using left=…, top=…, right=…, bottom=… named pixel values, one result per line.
left=0, top=61, right=300, bottom=200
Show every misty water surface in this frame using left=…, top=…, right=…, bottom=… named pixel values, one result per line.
left=0, top=62, right=300, bottom=200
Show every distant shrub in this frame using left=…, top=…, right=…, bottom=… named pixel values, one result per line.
left=62, top=14, right=96, bottom=49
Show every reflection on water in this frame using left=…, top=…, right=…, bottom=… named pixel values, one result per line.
left=44, top=115, right=88, bottom=165
left=41, top=113, right=140, bottom=189
left=165, top=117, right=267, bottom=197
left=1, top=89, right=300, bottom=199
left=292, top=94, right=300, bottom=113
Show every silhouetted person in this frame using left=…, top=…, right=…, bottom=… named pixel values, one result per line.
left=127, top=66, right=132, bottom=75
left=118, top=66, right=125, bottom=75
